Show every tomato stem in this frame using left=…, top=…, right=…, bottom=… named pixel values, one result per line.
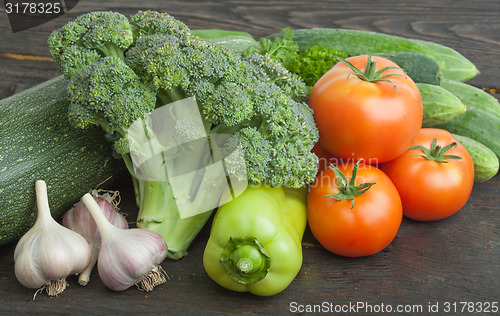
left=339, top=55, right=406, bottom=92
left=409, top=138, right=462, bottom=163
left=323, top=160, right=376, bottom=208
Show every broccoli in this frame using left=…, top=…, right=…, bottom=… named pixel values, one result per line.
left=48, top=11, right=135, bottom=78
left=49, top=10, right=319, bottom=260
left=67, top=55, right=157, bottom=152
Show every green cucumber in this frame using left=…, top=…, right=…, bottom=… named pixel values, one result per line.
left=436, top=79, right=500, bottom=158
left=204, top=35, right=259, bottom=55
left=416, top=83, right=466, bottom=127
left=269, top=28, right=477, bottom=82
left=192, top=29, right=259, bottom=55
left=412, top=39, right=478, bottom=82
left=191, top=29, right=254, bottom=39
left=452, top=134, right=499, bottom=182
left=0, top=75, right=125, bottom=246
left=375, top=52, right=444, bottom=85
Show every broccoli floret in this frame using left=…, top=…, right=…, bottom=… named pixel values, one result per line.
left=126, top=32, right=317, bottom=186
left=48, top=11, right=134, bottom=78
left=50, top=10, right=319, bottom=259
left=243, top=52, right=308, bottom=102
left=67, top=56, right=157, bottom=154
left=130, top=10, right=191, bottom=39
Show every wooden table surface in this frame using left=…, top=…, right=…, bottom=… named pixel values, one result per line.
left=1, top=1, right=499, bottom=315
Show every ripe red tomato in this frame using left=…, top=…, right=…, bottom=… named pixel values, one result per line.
left=307, top=161, right=402, bottom=257
left=380, top=128, right=474, bottom=221
left=308, top=55, right=423, bottom=163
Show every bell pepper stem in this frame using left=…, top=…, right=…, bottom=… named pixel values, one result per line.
left=230, top=244, right=265, bottom=274
left=220, top=237, right=271, bottom=285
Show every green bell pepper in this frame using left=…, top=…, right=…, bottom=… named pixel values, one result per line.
left=203, top=185, right=307, bottom=296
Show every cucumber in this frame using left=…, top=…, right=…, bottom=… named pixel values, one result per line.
left=412, top=39, right=478, bottom=82
left=191, top=29, right=255, bottom=39
left=205, top=35, right=259, bottom=55
left=416, top=83, right=466, bottom=127
left=452, top=134, right=499, bottom=182
left=374, top=52, right=444, bottom=85
left=192, top=29, right=259, bottom=55
left=436, top=79, right=500, bottom=158
left=269, top=28, right=477, bottom=82
left=0, top=75, right=125, bottom=246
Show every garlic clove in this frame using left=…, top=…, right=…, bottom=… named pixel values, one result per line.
left=81, top=193, right=168, bottom=292
left=62, top=191, right=128, bottom=286
left=97, top=228, right=168, bottom=291
left=63, top=191, right=128, bottom=247
left=14, top=180, right=92, bottom=299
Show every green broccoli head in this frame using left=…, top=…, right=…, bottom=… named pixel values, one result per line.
left=130, top=10, right=191, bottom=39
left=125, top=30, right=318, bottom=187
left=55, top=10, right=319, bottom=188
left=48, top=11, right=134, bottom=78
left=125, top=34, right=192, bottom=93
left=126, top=34, right=256, bottom=127
left=67, top=56, right=157, bottom=154
left=243, top=52, right=309, bottom=102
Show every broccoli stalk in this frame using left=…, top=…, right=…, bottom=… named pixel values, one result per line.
left=49, top=10, right=319, bottom=259
left=133, top=164, right=226, bottom=260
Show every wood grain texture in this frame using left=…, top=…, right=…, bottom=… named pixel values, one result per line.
left=0, top=1, right=499, bottom=314
left=1, top=0, right=500, bottom=91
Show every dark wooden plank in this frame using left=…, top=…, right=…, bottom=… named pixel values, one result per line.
left=1, top=0, right=500, bottom=90
left=0, top=174, right=498, bottom=314
left=0, top=58, right=61, bottom=95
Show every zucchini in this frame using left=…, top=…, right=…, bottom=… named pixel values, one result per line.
left=416, top=83, right=466, bottom=127
left=270, top=28, right=477, bottom=82
left=0, top=75, right=125, bottom=246
left=452, top=134, right=499, bottom=182
left=436, top=79, right=500, bottom=159
left=412, top=39, right=478, bottom=82
left=374, top=52, right=444, bottom=85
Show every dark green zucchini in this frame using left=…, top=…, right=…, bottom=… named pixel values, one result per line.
left=0, top=75, right=125, bottom=246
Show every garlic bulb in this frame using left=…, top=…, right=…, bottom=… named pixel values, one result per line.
left=62, top=191, right=129, bottom=286
left=14, top=180, right=91, bottom=299
left=81, top=193, right=168, bottom=292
